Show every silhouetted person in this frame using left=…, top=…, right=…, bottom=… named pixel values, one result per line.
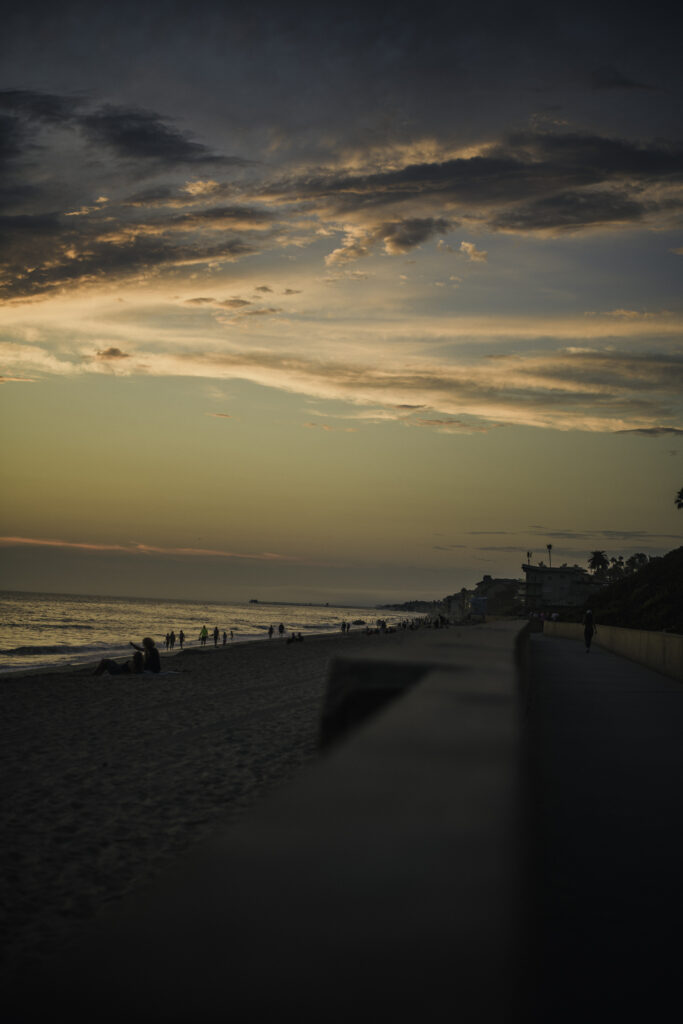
left=94, top=647, right=146, bottom=676
left=179, top=630, right=185, bottom=649
left=200, top=625, right=208, bottom=646
left=278, top=623, right=285, bottom=638
left=170, top=630, right=176, bottom=649
left=213, top=626, right=219, bottom=647
left=130, top=637, right=161, bottom=673
left=583, top=610, right=596, bottom=653
left=223, top=631, right=227, bottom=645
left=268, top=625, right=274, bottom=639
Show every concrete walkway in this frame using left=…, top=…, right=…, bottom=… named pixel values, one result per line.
left=527, top=632, right=683, bottom=1021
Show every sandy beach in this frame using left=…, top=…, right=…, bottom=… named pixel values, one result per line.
left=0, top=629, right=390, bottom=984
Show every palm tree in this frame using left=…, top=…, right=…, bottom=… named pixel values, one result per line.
left=588, top=550, right=609, bottom=575
left=546, top=543, right=553, bottom=567
left=676, top=487, right=683, bottom=510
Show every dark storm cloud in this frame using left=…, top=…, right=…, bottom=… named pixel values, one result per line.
left=0, top=191, right=276, bottom=298
left=248, top=127, right=683, bottom=253
left=124, top=186, right=178, bottom=207
left=0, top=216, right=256, bottom=300
left=0, top=88, right=82, bottom=123
left=79, top=105, right=230, bottom=165
left=171, top=205, right=273, bottom=228
left=1, top=89, right=249, bottom=170
left=381, top=218, right=452, bottom=253
left=269, top=131, right=683, bottom=214
left=491, top=189, right=650, bottom=231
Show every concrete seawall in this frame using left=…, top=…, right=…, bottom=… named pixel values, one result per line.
left=543, top=620, right=683, bottom=681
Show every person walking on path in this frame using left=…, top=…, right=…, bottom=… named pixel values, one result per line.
left=583, top=609, right=597, bottom=652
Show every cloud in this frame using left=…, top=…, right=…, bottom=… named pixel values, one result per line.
left=187, top=296, right=253, bottom=309
left=0, top=88, right=82, bottom=128
left=96, top=347, right=130, bottom=360
left=459, top=240, right=488, bottom=262
left=265, top=128, right=683, bottom=243
left=0, top=214, right=257, bottom=300
left=325, top=217, right=450, bottom=264
left=381, top=218, right=451, bottom=254
left=207, top=412, right=232, bottom=419
left=304, top=422, right=355, bottom=432
left=3, top=109, right=683, bottom=300
left=492, top=189, right=650, bottom=232
left=414, top=418, right=493, bottom=433
left=616, top=427, right=683, bottom=436
left=255, top=284, right=273, bottom=292
left=3, top=331, right=681, bottom=434
left=79, top=105, right=230, bottom=164
left=0, top=535, right=294, bottom=560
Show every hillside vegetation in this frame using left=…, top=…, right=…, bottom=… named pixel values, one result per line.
left=587, top=546, right=683, bottom=634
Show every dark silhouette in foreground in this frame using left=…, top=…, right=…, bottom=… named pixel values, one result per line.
left=94, top=637, right=159, bottom=675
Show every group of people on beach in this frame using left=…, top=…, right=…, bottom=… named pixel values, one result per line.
left=164, top=630, right=184, bottom=650
left=197, top=625, right=235, bottom=646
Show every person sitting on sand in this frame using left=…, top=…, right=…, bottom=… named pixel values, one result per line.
left=129, top=637, right=161, bottom=673
left=94, top=649, right=145, bottom=676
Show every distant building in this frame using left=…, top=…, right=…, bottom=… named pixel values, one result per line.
left=522, top=563, right=600, bottom=611
left=474, top=575, right=524, bottom=615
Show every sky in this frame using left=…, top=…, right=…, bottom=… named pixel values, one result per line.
left=1, top=1, right=682, bottom=604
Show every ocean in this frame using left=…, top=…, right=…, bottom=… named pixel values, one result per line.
left=0, top=590, right=402, bottom=675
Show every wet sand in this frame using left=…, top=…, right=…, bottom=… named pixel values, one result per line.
left=0, top=630, right=387, bottom=984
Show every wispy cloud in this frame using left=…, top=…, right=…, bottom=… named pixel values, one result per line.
left=0, top=536, right=295, bottom=560
left=2, top=332, right=681, bottom=434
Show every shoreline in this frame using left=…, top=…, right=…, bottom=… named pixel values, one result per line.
left=0, top=627, right=405, bottom=985
left=0, top=625, right=374, bottom=680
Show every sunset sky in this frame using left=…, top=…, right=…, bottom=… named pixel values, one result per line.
left=1, top=1, right=682, bottom=604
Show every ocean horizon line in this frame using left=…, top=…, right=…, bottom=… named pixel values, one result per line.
left=0, top=588, right=381, bottom=611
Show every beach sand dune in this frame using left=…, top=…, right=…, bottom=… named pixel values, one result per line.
left=0, top=630, right=387, bottom=983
